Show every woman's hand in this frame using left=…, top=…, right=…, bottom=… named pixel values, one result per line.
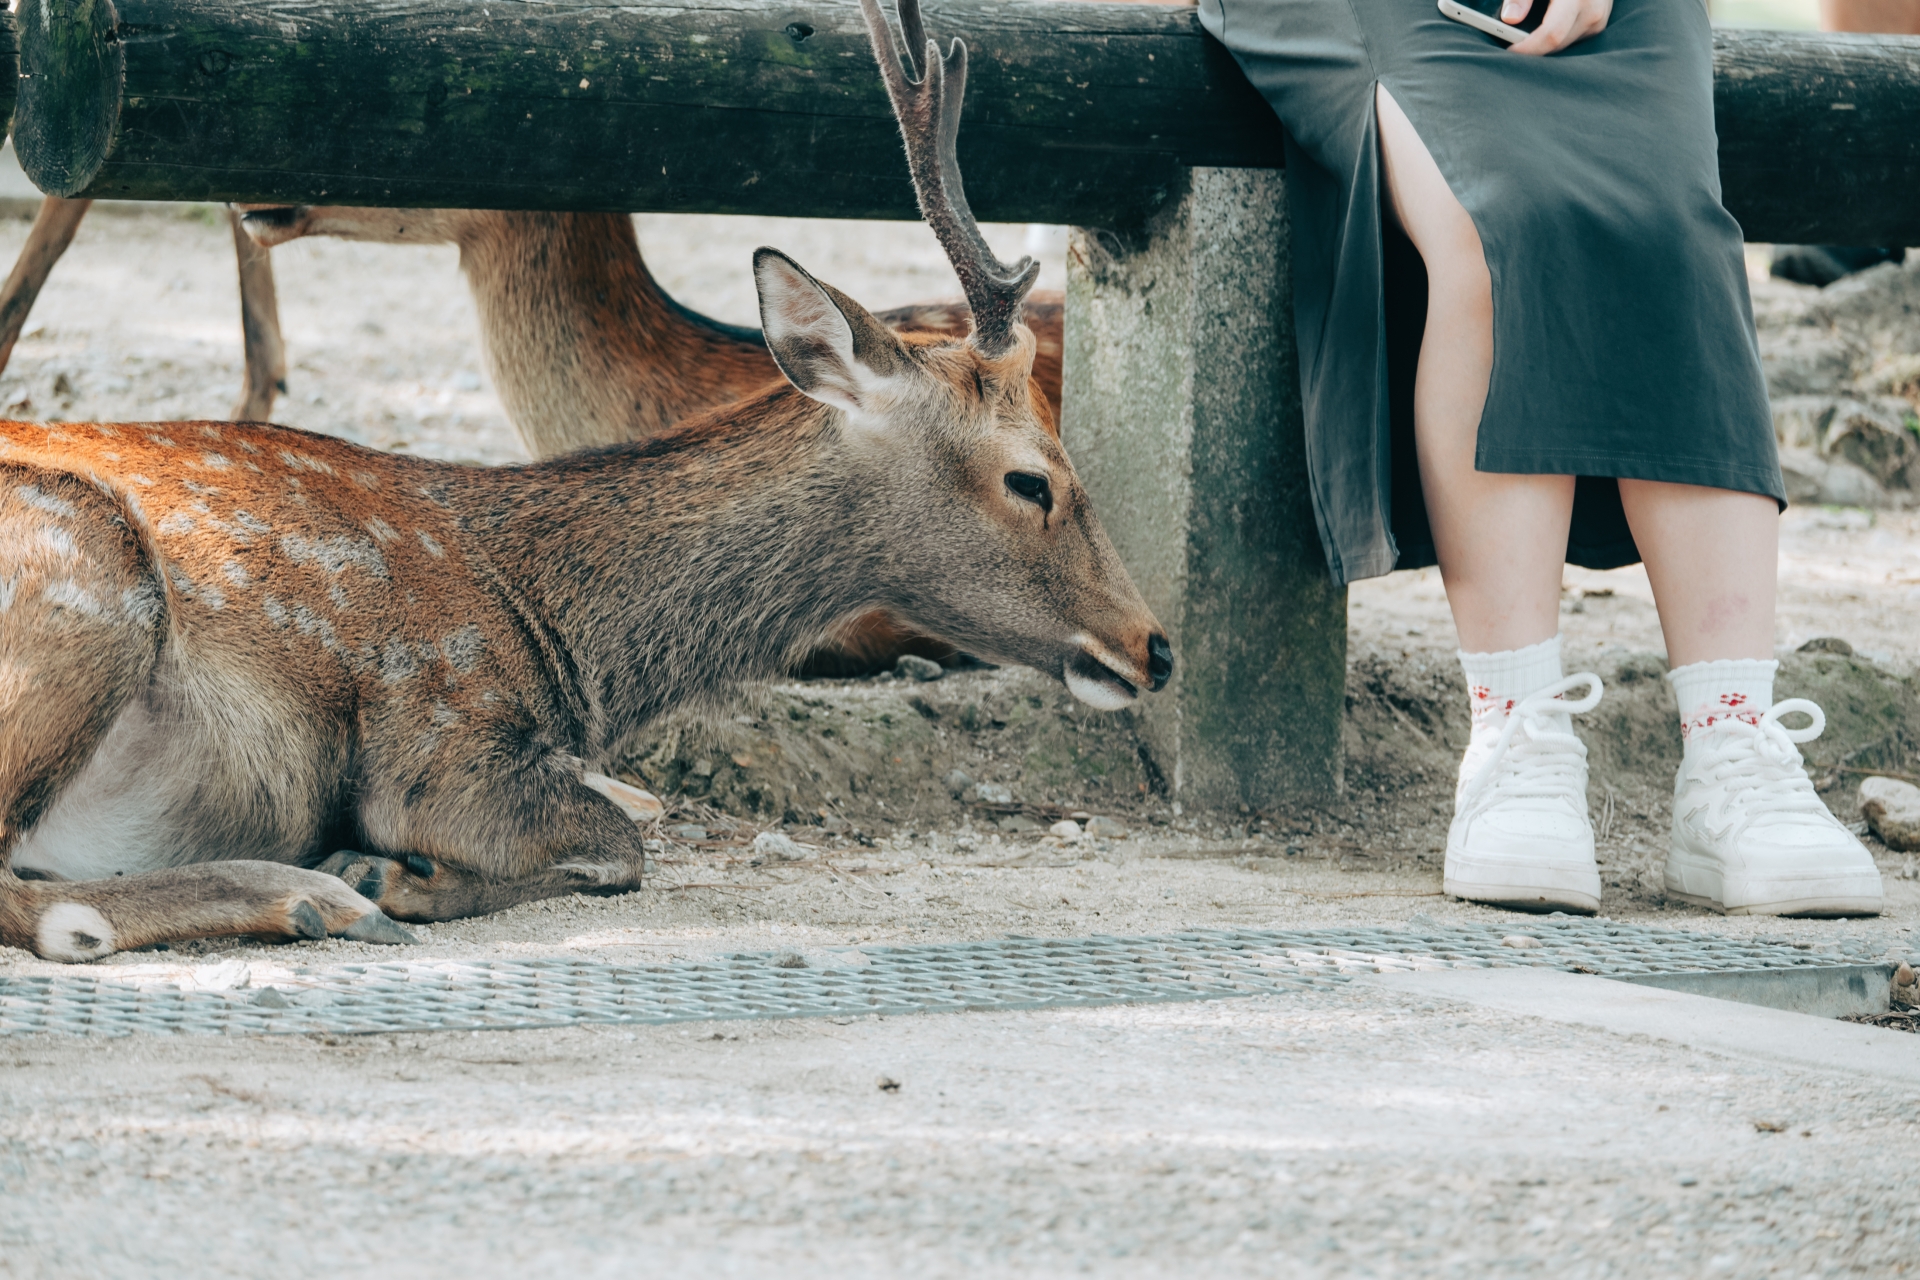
left=1503, top=0, right=1613, bottom=55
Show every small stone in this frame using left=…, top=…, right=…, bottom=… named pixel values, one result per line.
left=895, top=654, right=944, bottom=682
left=1798, top=636, right=1855, bottom=656
left=1048, top=819, right=1083, bottom=840
left=1752, top=1118, right=1786, bottom=1133
left=942, top=769, right=974, bottom=798
left=1677, top=1175, right=1699, bottom=1187
left=770, top=951, right=806, bottom=969
left=251, top=987, right=291, bottom=1009
left=752, top=831, right=813, bottom=861
left=689, top=759, right=714, bottom=779
left=1501, top=935, right=1543, bottom=950
left=973, top=782, right=1014, bottom=805
left=1859, top=775, right=1920, bottom=851
left=820, top=814, right=849, bottom=834
left=668, top=824, right=709, bottom=842
left=1084, top=815, right=1128, bottom=839
left=876, top=1076, right=901, bottom=1093
left=1894, top=961, right=1915, bottom=987
left=998, top=814, right=1042, bottom=834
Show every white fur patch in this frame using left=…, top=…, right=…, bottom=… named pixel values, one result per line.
left=13, top=703, right=194, bottom=879
left=1066, top=668, right=1136, bottom=712
left=36, top=903, right=117, bottom=963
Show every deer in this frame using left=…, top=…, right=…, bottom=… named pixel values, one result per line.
left=0, top=198, right=287, bottom=422
left=0, top=0, right=1173, bottom=963
left=232, top=206, right=1065, bottom=455
left=230, top=209, right=1066, bottom=676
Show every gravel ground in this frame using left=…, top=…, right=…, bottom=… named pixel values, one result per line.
left=3, top=192, right=1920, bottom=1276
left=4, top=984, right=1917, bottom=1279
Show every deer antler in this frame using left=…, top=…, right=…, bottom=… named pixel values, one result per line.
left=858, top=0, right=1040, bottom=360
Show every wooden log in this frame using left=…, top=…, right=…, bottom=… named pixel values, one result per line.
left=11, top=0, right=1920, bottom=242
left=12, top=0, right=1281, bottom=227
left=1712, top=30, right=1920, bottom=246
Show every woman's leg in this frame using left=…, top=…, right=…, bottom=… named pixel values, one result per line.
left=1623, top=480, right=1882, bottom=916
left=1617, top=480, right=1776, bottom=667
left=1375, top=84, right=1572, bottom=654
left=1376, top=85, right=1601, bottom=913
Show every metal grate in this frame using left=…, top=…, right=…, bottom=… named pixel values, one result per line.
left=0, top=919, right=1888, bottom=1038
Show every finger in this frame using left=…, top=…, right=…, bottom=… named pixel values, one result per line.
left=1506, top=0, right=1584, bottom=55
left=1500, top=0, right=1535, bottom=22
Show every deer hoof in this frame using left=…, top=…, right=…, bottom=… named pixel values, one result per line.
left=402, top=854, right=436, bottom=879
left=287, top=900, right=329, bottom=939
left=317, top=850, right=400, bottom=902
left=339, top=911, right=417, bottom=946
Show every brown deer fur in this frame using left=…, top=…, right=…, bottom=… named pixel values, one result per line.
left=0, top=252, right=1165, bottom=961
left=235, top=207, right=1062, bottom=674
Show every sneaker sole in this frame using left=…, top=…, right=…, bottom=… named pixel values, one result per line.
left=1666, top=850, right=1883, bottom=918
left=1663, top=883, right=1883, bottom=918
left=1443, top=876, right=1599, bottom=915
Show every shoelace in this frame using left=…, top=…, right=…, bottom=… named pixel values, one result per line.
left=1685, top=698, right=1831, bottom=825
left=1461, top=673, right=1605, bottom=809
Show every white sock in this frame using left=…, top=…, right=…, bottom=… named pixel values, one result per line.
left=1666, top=658, right=1777, bottom=747
left=1459, top=636, right=1565, bottom=736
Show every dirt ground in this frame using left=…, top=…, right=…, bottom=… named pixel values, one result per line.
left=4, top=185, right=1920, bottom=1276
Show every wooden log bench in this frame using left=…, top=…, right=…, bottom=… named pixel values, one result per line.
left=10, top=0, right=1920, bottom=807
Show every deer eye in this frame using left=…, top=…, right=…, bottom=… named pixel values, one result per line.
left=1005, top=471, right=1052, bottom=514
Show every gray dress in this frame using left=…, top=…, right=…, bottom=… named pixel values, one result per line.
left=1197, top=0, right=1783, bottom=585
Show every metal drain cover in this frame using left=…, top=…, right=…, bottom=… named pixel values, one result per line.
left=0, top=920, right=1886, bottom=1038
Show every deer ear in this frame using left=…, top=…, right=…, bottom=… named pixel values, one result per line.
left=754, top=248, right=908, bottom=413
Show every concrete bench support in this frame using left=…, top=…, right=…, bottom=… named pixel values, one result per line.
left=1063, top=167, right=1346, bottom=809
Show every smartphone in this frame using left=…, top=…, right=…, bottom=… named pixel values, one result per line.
left=1437, top=0, right=1544, bottom=42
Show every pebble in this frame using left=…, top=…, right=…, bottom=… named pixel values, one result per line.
left=1858, top=775, right=1920, bottom=851
left=942, top=769, right=974, bottom=798
left=770, top=951, right=807, bottom=970
left=1501, top=935, right=1543, bottom=950
left=1085, top=815, right=1129, bottom=839
left=251, top=987, right=291, bottom=1009
left=1049, top=820, right=1083, bottom=840
left=895, top=654, right=944, bottom=682
left=669, top=824, right=710, bottom=842
left=1798, top=636, right=1854, bottom=656
left=974, top=782, right=1014, bottom=805
left=752, top=831, right=814, bottom=861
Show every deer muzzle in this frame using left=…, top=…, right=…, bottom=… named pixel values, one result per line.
left=1064, top=630, right=1172, bottom=711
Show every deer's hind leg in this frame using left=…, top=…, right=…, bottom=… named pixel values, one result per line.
left=5, top=862, right=415, bottom=963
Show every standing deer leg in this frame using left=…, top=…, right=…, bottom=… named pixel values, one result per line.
left=227, top=206, right=287, bottom=421
left=315, top=769, right=653, bottom=923
left=0, top=196, right=92, bottom=377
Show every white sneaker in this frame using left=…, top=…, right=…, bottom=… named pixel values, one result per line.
left=1666, top=699, right=1884, bottom=917
left=1445, top=673, right=1605, bottom=914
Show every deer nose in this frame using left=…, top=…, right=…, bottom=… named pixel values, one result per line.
left=1147, top=633, right=1173, bottom=692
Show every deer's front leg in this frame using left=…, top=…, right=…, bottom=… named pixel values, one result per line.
left=322, top=769, right=655, bottom=923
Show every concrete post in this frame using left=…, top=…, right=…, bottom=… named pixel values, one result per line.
left=1063, top=167, right=1346, bottom=808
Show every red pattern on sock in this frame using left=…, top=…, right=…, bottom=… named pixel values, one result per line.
left=1680, top=692, right=1763, bottom=740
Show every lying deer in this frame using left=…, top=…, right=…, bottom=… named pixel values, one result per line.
left=0, top=0, right=1171, bottom=963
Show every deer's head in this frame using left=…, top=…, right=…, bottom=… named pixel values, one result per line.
left=739, top=0, right=1171, bottom=709
left=752, top=247, right=1169, bottom=707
